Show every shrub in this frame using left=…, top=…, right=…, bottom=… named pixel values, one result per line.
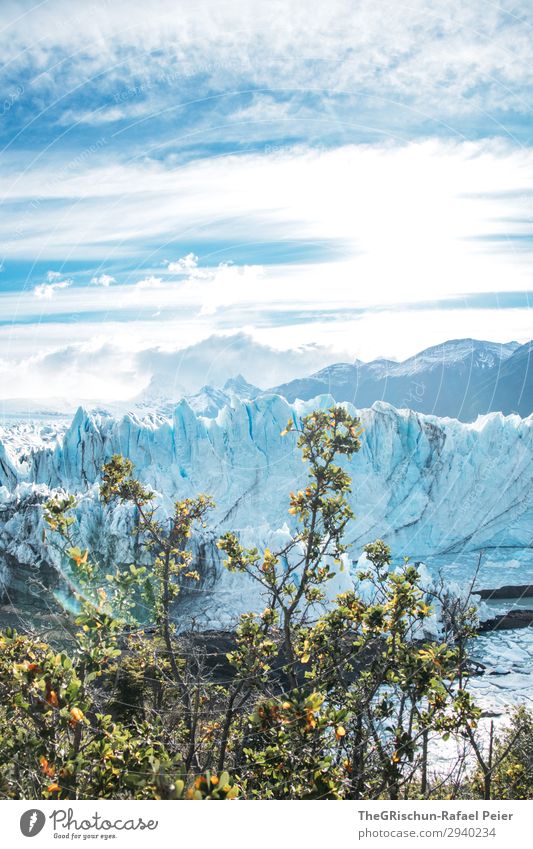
left=0, top=405, right=530, bottom=800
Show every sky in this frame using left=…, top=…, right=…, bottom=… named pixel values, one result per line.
left=0, top=0, right=531, bottom=400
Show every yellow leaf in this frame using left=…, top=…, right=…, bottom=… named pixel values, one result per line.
left=39, top=756, right=55, bottom=778
left=46, top=690, right=59, bottom=707
left=71, top=549, right=88, bottom=567
left=69, top=707, right=84, bottom=724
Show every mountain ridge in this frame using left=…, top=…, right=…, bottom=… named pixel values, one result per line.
left=0, top=338, right=530, bottom=423
left=269, top=338, right=529, bottom=420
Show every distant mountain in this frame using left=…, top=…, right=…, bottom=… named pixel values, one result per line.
left=223, top=374, right=261, bottom=399
left=463, top=340, right=533, bottom=419
left=3, top=340, right=527, bottom=425
left=136, top=375, right=262, bottom=420
left=270, top=339, right=528, bottom=421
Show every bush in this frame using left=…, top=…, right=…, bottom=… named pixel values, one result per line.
left=470, top=707, right=533, bottom=800
left=0, top=405, right=530, bottom=800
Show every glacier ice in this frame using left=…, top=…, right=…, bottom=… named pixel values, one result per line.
left=0, top=394, right=531, bottom=629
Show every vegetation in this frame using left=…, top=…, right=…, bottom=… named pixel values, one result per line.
left=0, top=406, right=531, bottom=800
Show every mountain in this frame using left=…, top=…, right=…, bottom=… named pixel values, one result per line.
left=223, top=374, right=261, bottom=399
left=1, top=339, right=527, bottom=424
left=270, top=339, right=526, bottom=420
left=463, top=340, right=533, bottom=419
left=0, top=396, right=531, bottom=626
left=142, top=376, right=261, bottom=419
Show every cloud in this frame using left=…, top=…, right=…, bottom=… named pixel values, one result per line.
left=135, top=275, right=164, bottom=289
left=127, top=257, right=265, bottom=314
left=56, top=100, right=162, bottom=128
left=91, top=273, right=115, bottom=287
left=0, top=341, right=143, bottom=403
left=2, top=0, right=532, bottom=124
left=0, top=332, right=350, bottom=402
left=162, top=257, right=265, bottom=314
left=136, top=332, right=344, bottom=395
left=2, top=140, right=533, bottom=309
left=0, top=2, right=529, bottom=406
left=194, top=263, right=265, bottom=316
left=34, top=272, right=72, bottom=299
left=166, top=253, right=202, bottom=275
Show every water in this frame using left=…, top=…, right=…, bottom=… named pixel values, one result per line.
left=420, top=548, right=533, bottom=718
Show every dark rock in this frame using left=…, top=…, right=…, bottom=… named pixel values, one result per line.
left=474, top=584, right=533, bottom=600
left=479, top=609, right=533, bottom=631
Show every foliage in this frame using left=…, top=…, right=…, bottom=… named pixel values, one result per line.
left=0, top=629, right=240, bottom=799
left=470, top=706, right=533, bottom=800
left=0, top=405, right=530, bottom=800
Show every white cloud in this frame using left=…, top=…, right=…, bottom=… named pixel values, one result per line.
left=91, top=273, right=115, bottom=287
left=135, top=332, right=349, bottom=395
left=194, top=263, right=265, bottom=315
left=2, top=0, right=532, bottom=117
left=0, top=341, right=143, bottom=403
left=127, top=257, right=265, bottom=313
left=56, top=100, right=162, bottom=127
left=166, top=253, right=202, bottom=275
left=254, top=309, right=533, bottom=364
left=0, top=2, right=529, bottom=402
left=34, top=274, right=72, bottom=299
left=0, top=332, right=350, bottom=401
left=135, top=275, right=164, bottom=289
left=0, top=137, right=531, bottom=395
left=161, top=258, right=265, bottom=314
left=2, top=140, right=533, bottom=312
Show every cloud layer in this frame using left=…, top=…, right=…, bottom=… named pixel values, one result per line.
left=2, top=0, right=532, bottom=131
left=0, top=333, right=352, bottom=402
left=0, top=1, right=531, bottom=402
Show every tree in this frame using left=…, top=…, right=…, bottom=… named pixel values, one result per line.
left=217, top=407, right=480, bottom=799
left=475, top=706, right=533, bottom=800
left=0, top=482, right=237, bottom=799
left=99, top=455, right=213, bottom=770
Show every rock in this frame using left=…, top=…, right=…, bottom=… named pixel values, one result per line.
left=479, top=610, right=533, bottom=632
left=475, top=584, right=533, bottom=600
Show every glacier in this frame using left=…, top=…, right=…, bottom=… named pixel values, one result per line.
left=0, top=392, right=532, bottom=629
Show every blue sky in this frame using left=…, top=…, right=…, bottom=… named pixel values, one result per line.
left=0, top=0, right=532, bottom=399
